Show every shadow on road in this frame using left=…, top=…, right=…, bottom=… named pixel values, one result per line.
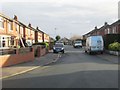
left=49, top=52, right=117, bottom=66
left=2, top=70, right=118, bottom=88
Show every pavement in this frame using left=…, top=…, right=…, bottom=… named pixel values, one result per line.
left=1, top=51, right=61, bottom=79
left=96, top=53, right=119, bottom=64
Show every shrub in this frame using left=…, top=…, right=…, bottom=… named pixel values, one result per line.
left=32, top=42, right=49, bottom=49
left=108, top=42, right=120, bottom=51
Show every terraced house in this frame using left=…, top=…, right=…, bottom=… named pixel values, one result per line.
left=83, top=20, right=120, bottom=39
left=0, top=13, right=18, bottom=49
left=83, top=20, right=120, bottom=49
left=0, top=13, right=50, bottom=49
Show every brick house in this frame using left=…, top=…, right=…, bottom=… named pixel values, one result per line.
left=25, top=23, right=36, bottom=46
left=0, top=13, right=50, bottom=49
left=109, top=20, right=120, bottom=34
left=0, top=14, right=20, bottom=49
left=83, top=20, right=120, bottom=39
left=44, top=33, right=50, bottom=43
left=36, top=27, right=44, bottom=43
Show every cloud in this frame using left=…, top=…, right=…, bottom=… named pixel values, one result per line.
left=1, top=0, right=119, bottom=38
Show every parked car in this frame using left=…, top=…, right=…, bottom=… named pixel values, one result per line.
left=85, top=36, right=104, bottom=54
left=53, top=43, right=64, bottom=53
left=73, top=40, right=82, bottom=48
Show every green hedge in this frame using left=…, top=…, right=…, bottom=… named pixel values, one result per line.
left=108, top=42, right=120, bottom=51
left=103, top=34, right=120, bottom=49
left=32, top=42, right=49, bottom=48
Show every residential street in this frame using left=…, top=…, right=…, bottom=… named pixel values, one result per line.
left=2, top=45, right=118, bottom=88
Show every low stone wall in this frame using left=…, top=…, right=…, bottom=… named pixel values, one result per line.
left=0, top=48, right=34, bottom=67
left=105, top=50, right=120, bottom=56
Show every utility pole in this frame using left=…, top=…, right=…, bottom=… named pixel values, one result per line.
left=54, top=28, right=57, bottom=38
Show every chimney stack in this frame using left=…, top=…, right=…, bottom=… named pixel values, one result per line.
left=14, top=15, right=18, bottom=21
left=28, top=23, right=31, bottom=27
left=36, top=26, right=39, bottom=30
left=95, top=26, right=97, bottom=30
left=104, top=22, right=108, bottom=26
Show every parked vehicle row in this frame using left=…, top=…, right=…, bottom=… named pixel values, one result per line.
left=52, top=35, right=104, bottom=55
left=71, top=36, right=104, bottom=55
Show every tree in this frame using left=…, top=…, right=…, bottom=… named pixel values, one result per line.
left=55, top=35, right=61, bottom=41
left=70, top=35, right=82, bottom=41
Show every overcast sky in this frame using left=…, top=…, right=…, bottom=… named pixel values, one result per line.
left=0, top=0, right=119, bottom=39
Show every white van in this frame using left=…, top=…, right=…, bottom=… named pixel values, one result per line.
left=85, top=36, right=104, bottom=54
left=73, top=40, right=82, bottom=48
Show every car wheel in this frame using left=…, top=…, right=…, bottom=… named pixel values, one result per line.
left=88, top=50, right=92, bottom=55
left=53, top=50, right=55, bottom=53
left=101, top=52, right=103, bottom=54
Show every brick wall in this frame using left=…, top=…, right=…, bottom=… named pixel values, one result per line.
left=0, top=48, right=34, bottom=67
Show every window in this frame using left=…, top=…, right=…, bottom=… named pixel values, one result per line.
left=0, top=17, right=4, bottom=29
left=20, top=26, right=23, bottom=35
left=105, top=29, right=107, bottom=34
left=11, top=36, right=14, bottom=45
left=8, top=21, right=13, bottom=31
left=107, top=28, right=110, bottom=34
left=112, top=27, right=116, bottom=34
left=28, top=29, right=30, bottom=36
left=15, top=23, right=18, bottom=31
left=2, top=37, right=6, bottom=47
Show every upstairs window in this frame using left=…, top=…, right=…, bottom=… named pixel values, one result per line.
left=112, top=27, right=117, bottom=34
left=28, top=29, right=31, bottom=36
left=105, top=29, right=107, bottom=34
left=20, top=26, right=23, bottom=36
left=8, top=21, right=13, bottom=31
left=0, top=17, right=4, bottom=29
left=107, top=28, right=110, bottom=34
left=15, top=23, right=19, bottom=31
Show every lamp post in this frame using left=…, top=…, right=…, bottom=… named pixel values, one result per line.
left=54, top=28, right=57, bottom=38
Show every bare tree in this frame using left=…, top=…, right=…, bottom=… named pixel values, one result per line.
left=70, top=35, right=82, bottom=41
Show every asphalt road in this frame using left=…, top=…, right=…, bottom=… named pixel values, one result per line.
left=2, top=45, right=118, bottom=88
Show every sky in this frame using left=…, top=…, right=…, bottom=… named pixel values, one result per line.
left=0, top=0, right=119, bottom=39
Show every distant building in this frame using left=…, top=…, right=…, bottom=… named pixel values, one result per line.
left=58, top=37, right=72, bottom=45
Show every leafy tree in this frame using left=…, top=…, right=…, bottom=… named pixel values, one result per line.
left=55, top=35, right=61, bottom=41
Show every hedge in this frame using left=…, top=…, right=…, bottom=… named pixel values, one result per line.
left=32, top=42, right=49, bottom=49
left=108, top=42, right=120, bottom=51
left=103, top=34, right=120, bottom=49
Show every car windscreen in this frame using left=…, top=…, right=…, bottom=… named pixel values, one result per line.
left=74, top=41, right=82, bottom=44
left=55, top=44, right=63, bottom=47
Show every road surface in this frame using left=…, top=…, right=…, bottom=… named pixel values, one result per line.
left=2, top=45, right=118, bottom=88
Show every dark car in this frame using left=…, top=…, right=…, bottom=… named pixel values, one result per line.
left=53, top=43, right=64, bottom=53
